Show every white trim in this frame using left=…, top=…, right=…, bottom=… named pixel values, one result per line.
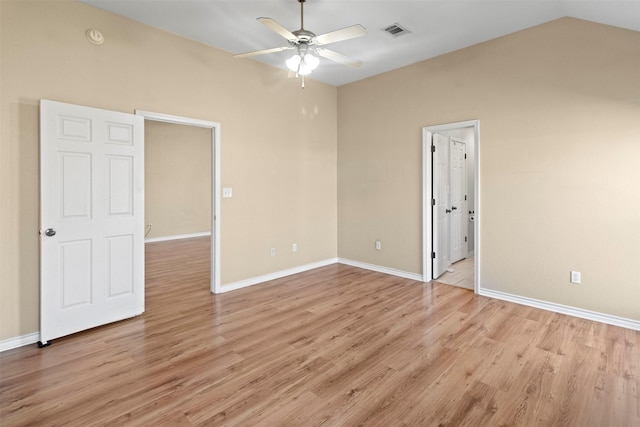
left=145, top=231, right=211, bottom=243
left=338, top=258, right=424, bottom=281
left=479, top=287, right=640, bottom=331
left=422, top=120, right=480, bottom=293
left=0, top=332, right=40, bottom=352
left=136, top=110, right=222, bottom=294
left=135, top=110, right=215, bottom=129
left=473, top=122, right=480, bottom=294
left=422, top=128, right=433, bottom=283
left=220, top=258, right=338, bottom=293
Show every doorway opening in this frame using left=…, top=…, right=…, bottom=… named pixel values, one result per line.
left=422, top=120, right=480, bottom=292
left=136, top=110, right=221, bottom=293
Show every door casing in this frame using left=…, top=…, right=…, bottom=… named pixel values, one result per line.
left=136, top=110, right=221, bottom=294
left=422, top=120, right=480, bottom=292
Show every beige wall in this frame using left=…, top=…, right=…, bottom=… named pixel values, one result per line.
left=145, top=121, right=212, bottom=239
left=338, top=18, right=640, bottom=320
left=0, top=1, right=338, bottom=341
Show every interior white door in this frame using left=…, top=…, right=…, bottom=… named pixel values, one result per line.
left=432, top=132, right=450, bottom=279
left=40, top=100, right=145, bottom=344
left=449, top=138, right=467, bottom=263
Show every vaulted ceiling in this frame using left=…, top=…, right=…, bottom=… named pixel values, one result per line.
left=81, top=0, right=640, bottom=86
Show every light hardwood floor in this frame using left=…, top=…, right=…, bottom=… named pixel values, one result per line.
left=1, top=237, right=638, bottom=426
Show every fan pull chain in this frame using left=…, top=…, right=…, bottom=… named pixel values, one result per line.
left=295, top=61, right=305, bottom=88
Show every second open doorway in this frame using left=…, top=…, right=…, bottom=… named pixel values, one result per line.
left=422, top=120, right=479, bottom=292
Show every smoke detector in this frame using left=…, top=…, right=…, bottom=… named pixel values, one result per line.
left=86, top=29, right=104, bottom=45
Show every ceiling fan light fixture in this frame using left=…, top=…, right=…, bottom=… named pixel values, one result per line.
left=286, top=50, right=319, bottom=75
left=233, top=0, right=366, bottom=86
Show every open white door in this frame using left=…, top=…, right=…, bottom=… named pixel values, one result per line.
left=449, top=139, right=467, bottom=263
left=40, top=100, right=144, bottom=345
left=432, top=132, right=450, bottom=279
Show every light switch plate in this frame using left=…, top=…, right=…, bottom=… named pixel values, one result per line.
left=222, top=187, right=232, bottom=198
left=570, top=271, right=581, bottom=284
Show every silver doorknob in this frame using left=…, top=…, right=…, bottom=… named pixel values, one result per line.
left=44, top=228, right=56, bottom=237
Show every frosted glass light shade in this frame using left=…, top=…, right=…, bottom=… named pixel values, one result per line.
left=286, top=54, right=301, bottom=71
left=303, top=53, right=319, bottom=70
left=286, top=52, right=319, bottom=75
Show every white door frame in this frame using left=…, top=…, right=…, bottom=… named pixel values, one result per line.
left=135, top=110, right=221, bottom=294
left=422, top=120, right=480, bottom=292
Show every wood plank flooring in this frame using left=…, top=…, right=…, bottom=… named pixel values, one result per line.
left=1, top=236, right=638, bottom=426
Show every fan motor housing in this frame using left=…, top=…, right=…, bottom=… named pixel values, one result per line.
left=293, top=29, right=316, bottom=44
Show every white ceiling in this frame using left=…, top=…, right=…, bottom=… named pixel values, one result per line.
left=81, top=0, right=640, bottom=86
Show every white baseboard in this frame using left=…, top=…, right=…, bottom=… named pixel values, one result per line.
left=337, top=258, right=424, bottom=282
left=478, top=287, right=640, bottom=331
left=0, top=332, right=40, bottom=352
left=220, top=258, right=339, bottom=293
left=145, top=231, right=211, bottom=243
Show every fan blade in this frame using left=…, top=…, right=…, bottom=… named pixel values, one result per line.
left=316, top=48, right=362, bottom=68
left=234, top=46, right=293, bottom=59
left=257, top=17, right=297, bottom=41
left=314, top=24, right=366, bottom=45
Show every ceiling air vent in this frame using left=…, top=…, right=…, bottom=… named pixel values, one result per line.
left=383, top=23, right=409, bottom=37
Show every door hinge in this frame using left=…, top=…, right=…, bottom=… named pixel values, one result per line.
left=464, top=154, right=467, bottom=159
left=465, top=195, right=467, bottom=201
left=431, top=145, right=435, bottom=153
left=432, top=252, right=436, bottom=259
left=432, top=198, right=436, bottom=206
left=465, top=236, right=467, bottom=242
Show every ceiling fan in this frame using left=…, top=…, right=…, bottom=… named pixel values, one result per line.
left=234, top=0, right=366, bottom=85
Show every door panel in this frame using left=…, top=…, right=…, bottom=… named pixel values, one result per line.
left=107, top=235, right=134, bottom=297
left=40, top=100, right=144, bottom=344
left=60, top=153, right=92, bottom=218
left=432, top=133, right=450, bottom=279
left=60, top=240, right=93, bottom=307
left=450, top=139, right=467, bottom=263
left=107, top=155, right=134, bottom=215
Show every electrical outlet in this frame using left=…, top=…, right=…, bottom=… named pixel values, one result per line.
left=375, top=241, right=381, bottom=250
left=570, top=271, right=581, bottom=284
left=292, top=243, right=297, bottom=252
left=270, top=247, right=276, bottom=256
